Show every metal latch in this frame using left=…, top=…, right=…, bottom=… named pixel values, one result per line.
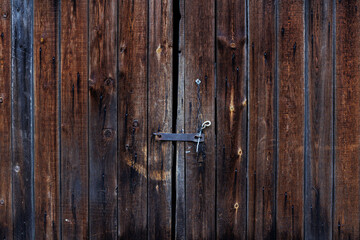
left=153, top=133, right=204, bottom=143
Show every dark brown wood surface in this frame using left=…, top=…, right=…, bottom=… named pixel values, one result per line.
left=277, top=0, right=305, bottom=239
left=248, top=0, right=277, bottom=239
left=34, top=0, right=59, bottom=239
left=60, top=0, right=88, bottom=238
left=148, top=0, right=173, bottom=238
left=3, top=0, right=360, bottom=239
left=305, top=0, right=333, bottom=239
left=183, top=0, right=216, bottom=238
left=334, top=0, right=360, bottom=239
left=0, top=0, right=12, bottom=239
left=216, top=0, right=247, bottom=238
left=118, top=0, right=148, bottom=238
left=89, top=0, right=118, bottom=238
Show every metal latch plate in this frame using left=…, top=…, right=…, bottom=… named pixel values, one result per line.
left=153, top=133, right=204, bottom=143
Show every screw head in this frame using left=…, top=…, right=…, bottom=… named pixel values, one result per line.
left=195, top=79, right=201, bottom=85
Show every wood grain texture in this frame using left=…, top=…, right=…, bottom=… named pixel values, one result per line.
left=175, top=0, right=186, bottom=238
left=89, top=0, right=117, bottom=238
left=216, top=0, right=247, bottom=238
left=148, top=0, right=173, bottom=239
left=118, top=0, right=148, bottom=238
left=11, top=0, right=34, bottom=238
left=304, top=0, right=333, bottom=239
left=0, top=1, right=12, bottom=239
left=34, top=0, right=59, bottom=239
left=248, top=0, right=277, bottom=239
left=60, top=0, right=89, bottom=238
left=184, top=0, right=216, bottom=238
left=276, top=0, right=305, bottom=239
left=334, top=0, right=360, bottom=239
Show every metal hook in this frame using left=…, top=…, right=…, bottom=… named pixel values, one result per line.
left=196, top=120, right=211, bottom=153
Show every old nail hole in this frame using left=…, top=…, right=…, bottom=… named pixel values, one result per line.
left=104, top=77, right=113, bottom=86
left=0, top=199, right=4, bottom=205
left=234, top=203, right=239, bottom=210
left=14, top=166, right=20, bottom=173
left=238, top=148, right=242, bottom=157
left=133, top=120, right=139, bottom=127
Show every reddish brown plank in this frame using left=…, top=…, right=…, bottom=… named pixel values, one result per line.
left=304, top=0, right=333, bottom=239
left=276, top=0, right=305, bottom=239
left=118, top=0, right=148, bottom=238
left=216, top=0, right=247, bottom=238
left=11, top=0, right=34, bottom=238
left=88, top=0, right=118, bottom=238
left=184, top=0, right=216, bottom=238
left=34, top=0, right=59, bottom=239
left=148, top=0, right=173, bottom=238
left=0, top=1, right=12, bottom=239
left=334, top=0, right=360, bottom=239
left=248, top=0, right=277, bottom=239
left=60, top=0, right=89, bottom=238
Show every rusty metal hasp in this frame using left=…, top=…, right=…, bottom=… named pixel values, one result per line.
left=153, top=133, right=204, bottom=143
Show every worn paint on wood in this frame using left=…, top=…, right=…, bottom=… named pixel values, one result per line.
left=34, top=0, right=59, bottom=239
left=0, top=0, right=12, bottom=239
left=216, top=0, right=248, bottom=238
left=248, top=0, right=277, bottom=239
left=334, top=0, right=360, bottom=239
left=60, top=0, right=89, bottom=238
left=184, top=0, right=216, bottom=238
left=118, top=0, right=148, bottom=238
left=148, top=0, right=173, bottom=238
left=305, top=0, right=333, bottom=239
left=11, top=0, right=34, bottom=238
left=89, top=0, right=118, bottom=238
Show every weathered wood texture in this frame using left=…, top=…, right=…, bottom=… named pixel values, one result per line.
left=277, top=0, right=305, bottom=239
left=183, top=0, right=216, bottom=239
left=34, top=0, right=59, bottom=239
left=248, top=0, right=277, bottom=239
left=0, top=1, right=12, bottom=239
left=148, top=0, right=173, bottom=239
left=216, top=0, right=247, bottom=238
left=4, top=0, right=360, bottom=239
left=60, top=0, right=89, bottom=238
left=11, top=0, right=34, bottom=239
left=305, top=0, right=333, bottom=239
left=334, top=0, right=360, bottom=239
left=89, top=0, right=118, bottom=239
left=118, top=0, right=148, bottom=238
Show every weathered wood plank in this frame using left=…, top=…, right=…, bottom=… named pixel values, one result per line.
left=276, top=0, right=305, bottom=239
left=248, top=0, right=277, bottom=239
left=184, top=0, right=216, bottom=238
left=216, top=0, right=247, bottom=238
left=175, top=0, right=186, bottom=238
left=34, top=0, right=59, bottom=239
left=11, top=0, right=34, bottom=238
left=334, top=0, right=360, bottom=239
left=60, top=0, right=89, bottom=238
left=304, top=0, right=333, bottom=239
left=118, top=0, right=148, bottom=238
left=89, top=0, right=117, bottom=238
left=148, top=0, right=173, bottom=239
left=0, top=1, right=12, bottom=239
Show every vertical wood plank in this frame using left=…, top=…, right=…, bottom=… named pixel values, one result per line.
left=34, top=0, right=59, bottom=239
left=184, top=0, right=216, bottom=238
left=60, top=0, right=89, bottom=238
left=11, top=0, right=34, bottom=238
left=175, top=0, right=186, bottom=238
left=334, top=0, right=360, bottom=239
left=216, top=0, right=247, bottom=238
left=89, top=0, right=117, bottom=238
left=0, top=1, right=12, bottom=239
left=304, top=0, right=333, bottom=239
left=148, top=0, right=173, bottom=239
left=118, top=0, right=148, bottom=238
left=248, top=0, right=277, bottom=239
left=276, top=0, right=305, bottom=239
